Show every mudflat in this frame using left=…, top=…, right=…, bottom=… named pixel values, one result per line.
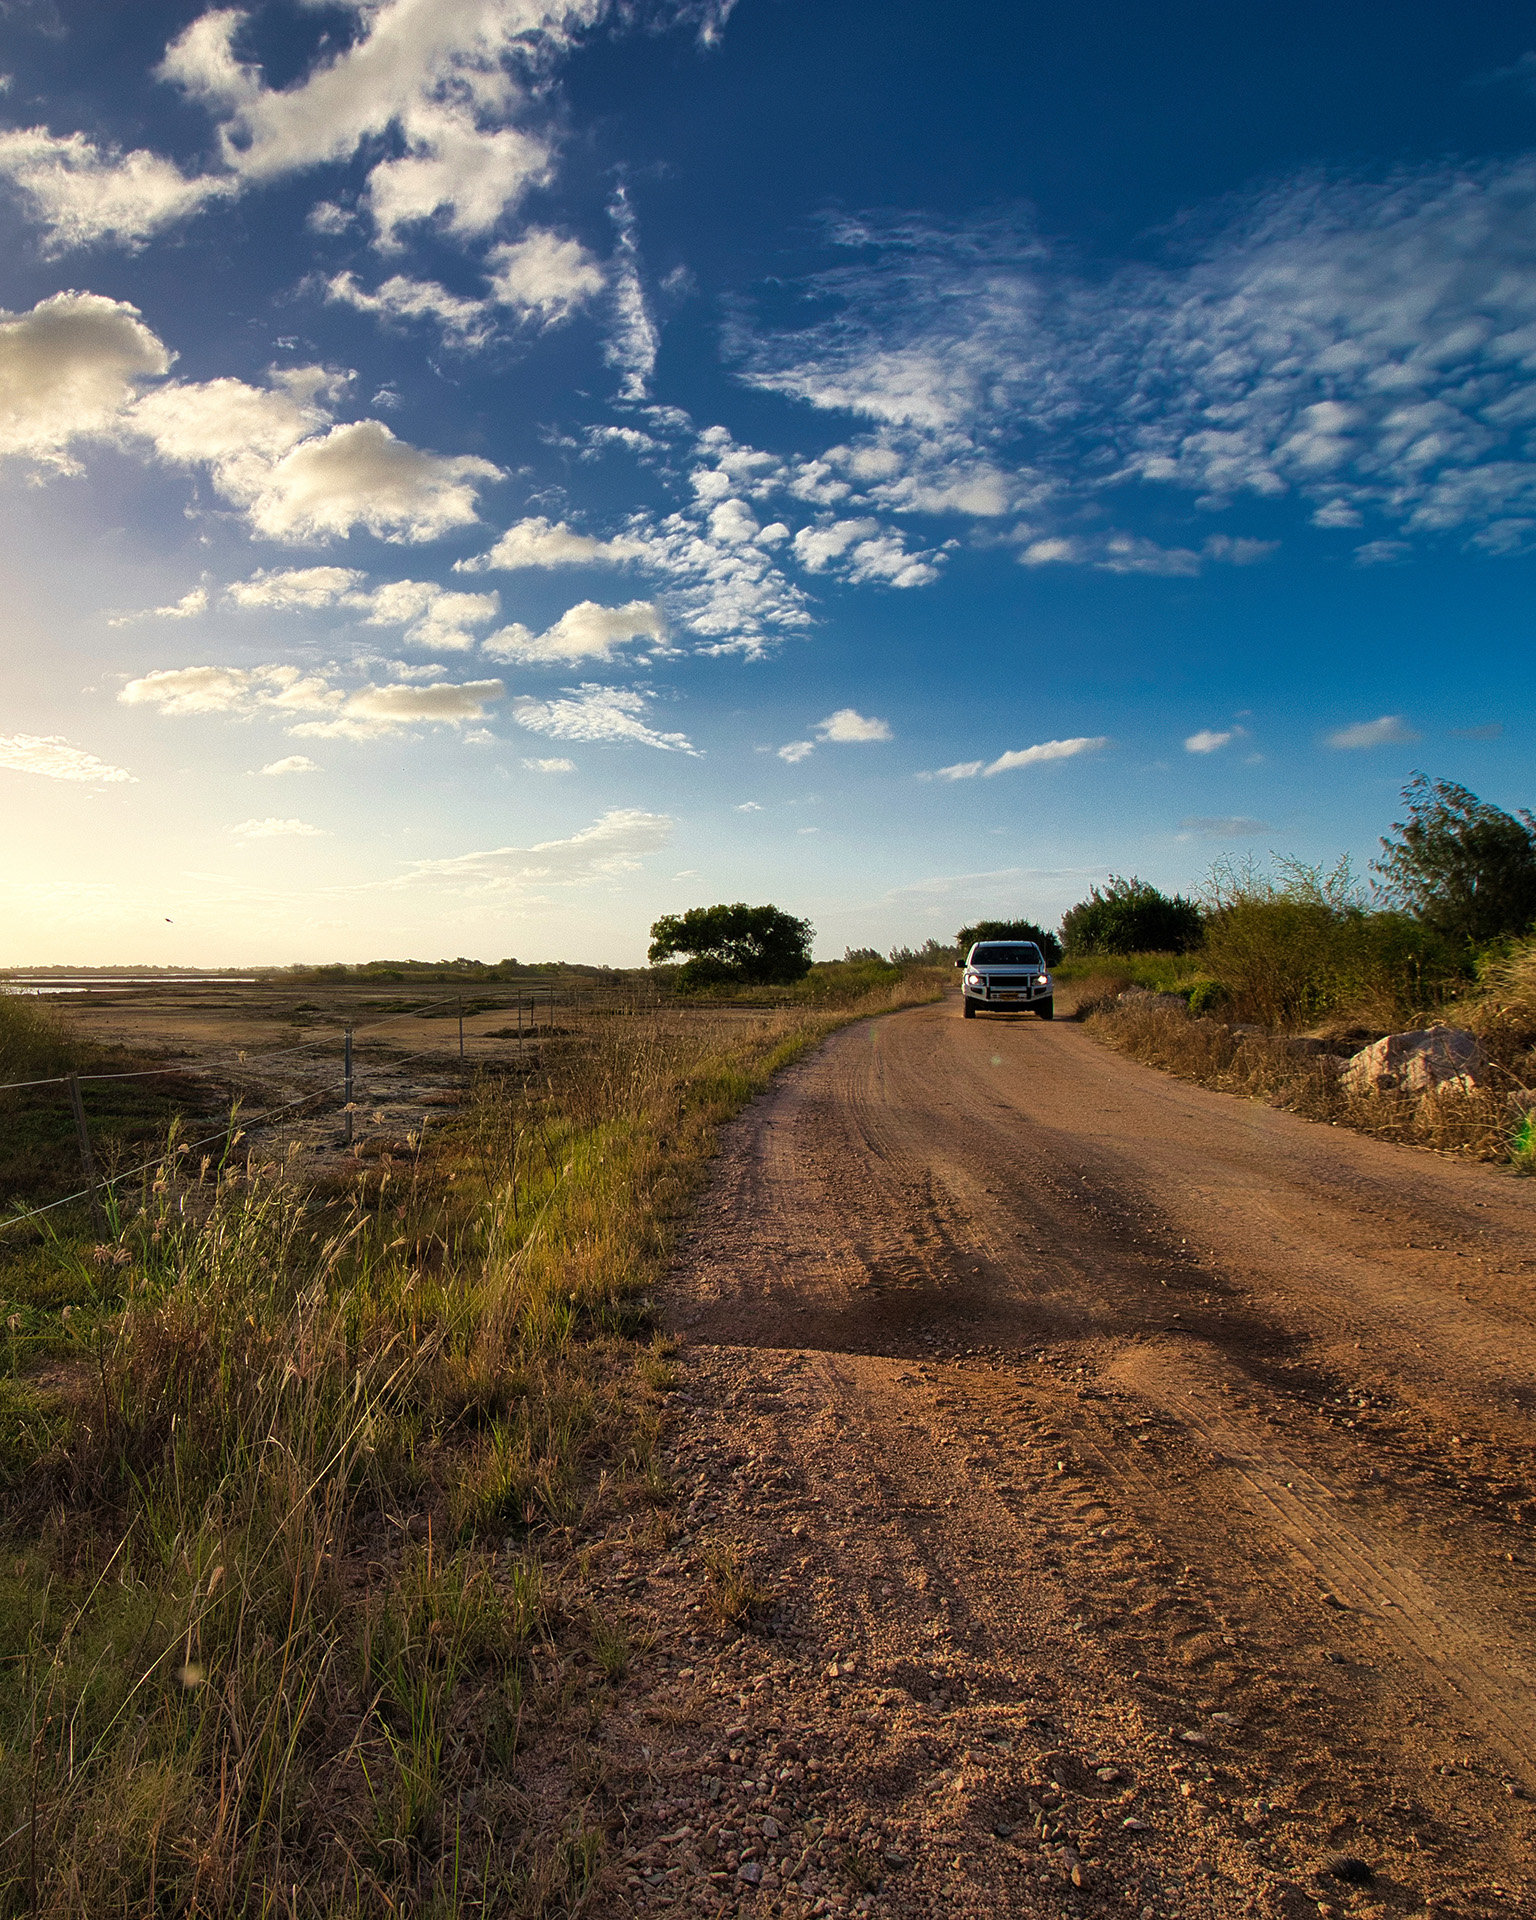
left=611, top=995, right=1536, bottom=1917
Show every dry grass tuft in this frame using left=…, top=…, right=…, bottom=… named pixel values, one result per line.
left=0, top=969, right=939, bottom=1915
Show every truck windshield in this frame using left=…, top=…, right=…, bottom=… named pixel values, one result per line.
left=972, top=944, right=1043, bottom=966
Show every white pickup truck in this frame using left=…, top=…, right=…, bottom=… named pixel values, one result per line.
left=959, top=940, right=1054, bottom=1020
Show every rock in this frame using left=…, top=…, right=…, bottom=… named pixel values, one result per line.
left=1095, top=1765, right=1124, bottom=1783
left=1118, top=988, right=1187, bottom=1014
left=1341, top=1026, right=1487, bottom=1098
left=737, top=1860, right=763, bottom=1886
left=762, top=1817, right=780, bottom=1841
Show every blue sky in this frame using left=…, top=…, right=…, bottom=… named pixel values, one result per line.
left=0, top=0, right=1533, bottom=965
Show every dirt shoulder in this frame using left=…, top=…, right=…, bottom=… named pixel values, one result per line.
left=592, top=995, right=1536, bottom=1919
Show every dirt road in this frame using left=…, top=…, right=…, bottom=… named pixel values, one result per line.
left=610, top=997, right=1536, bottom=1919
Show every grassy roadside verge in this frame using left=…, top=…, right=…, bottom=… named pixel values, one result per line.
left=0, top=973, right=942, bottom=1918
left=1077, top=988, right=1535, bottom=1168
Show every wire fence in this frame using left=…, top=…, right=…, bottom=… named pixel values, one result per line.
left=0, top=981, right=608, bottom=1242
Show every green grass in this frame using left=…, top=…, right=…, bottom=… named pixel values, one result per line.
left=0, top=972, right=941, bottom=1916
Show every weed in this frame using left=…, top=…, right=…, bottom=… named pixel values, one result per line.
left=701, top=1544, right=766, bottom=1629
left=587, top=1607, right=631, bottom=1681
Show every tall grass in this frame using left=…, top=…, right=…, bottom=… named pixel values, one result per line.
left=0, top=971, right=940, bottom=1916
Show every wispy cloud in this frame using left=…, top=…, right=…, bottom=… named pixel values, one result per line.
left=231, top=816, right=325, bottom=839
left=1179, top=815, right=1272, bottom=839
left=0, top=732, right=136, bottom=784
left=1325, top=715, right=1420, bottom=749
left=511, top=683, right=697, bottom=754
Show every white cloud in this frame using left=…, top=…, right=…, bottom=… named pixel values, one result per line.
left=326, top=271, right=491, bottom=346
left=227, top=566, right=363, bottom=611
left=293, top=677, right=505, bottom=741
left=231, top=816, right=325, bottom=839
left=486, top=598, right=666, bottom=665
left=1325, top=715, right=1421, bottom=749
left=512, top=682, right=697, bottom=753
left=1185, top=727, right=1238, bottom=753
left=0, top=732, right=136, bottom=784
left=159, top=1, right=606, bottom=247
left=0, top=127, right=231, bottom=250
left=731, top=168, right=1536, bottom=559
left=119, top=661, right=503, bottom=740
left=403, top=806, right=674, bottom=893
left=604, top=183, right=658, bottom=400
left=791, top=514, right=940, bottom=587
left=458, top=514, right=649, bottom=571
left=351, top=578, right=500, bottom=651
left=258, top=755, right=320, bottom=776
left=523, top=755, right=574, bottom=773
left=486, top=228, right=605, bottom=323
left=1353, top=539, right=1411, bottom=567
left=917, top=759, right=985, bottom=782
left=983, top=736, right=1107, bottom=775
left=0, top=291, right=170, bottom=464
left=777, top=740, right=815, bottom=764
left=241, top=420, right=501, bottom=543
left=816, top=707, right=892, bottom=743
left=735, top=799, right=762, bottom=810
left=926, top=736, right=1108, bottom=779
left=108, top=585, right=208, bottom=626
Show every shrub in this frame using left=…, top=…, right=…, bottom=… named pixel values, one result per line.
left=1186, top=978, right=1231, bottom=1016
left=1374, top=774, right=1536, bottom=949
left=955, top=919, right=1064, bottom=965
left=1060, top=876, right=1203, bottom=956
left=1199, top=857, right=1467, bottom=1031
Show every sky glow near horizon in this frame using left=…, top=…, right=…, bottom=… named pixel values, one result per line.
left=1, top=0, right=1534, bottom=966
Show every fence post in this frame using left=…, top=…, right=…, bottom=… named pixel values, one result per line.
left=66, top=1074, right=105, bottom=1228
left=344, top=1026, right=354, bottom=1147
left=458, top=996, right=465, bottom=1064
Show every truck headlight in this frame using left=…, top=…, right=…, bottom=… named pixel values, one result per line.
left=965, top=971, right=983, bottom=987
left=1037, top=974, right=1050, bottom=986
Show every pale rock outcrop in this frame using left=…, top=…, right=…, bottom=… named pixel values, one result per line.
left=1341, top=1026, right=1488, bottom=1098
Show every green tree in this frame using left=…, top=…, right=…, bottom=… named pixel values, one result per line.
left=1373, top=774, right=1536, bottom=948
left=955, top=919, right=1063, bottom=964
left=1060, top=876, right=1203, bottom=956
left=648, top=903, right=814, bottom=990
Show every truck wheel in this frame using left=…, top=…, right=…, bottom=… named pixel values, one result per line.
left=1036, top=998, right=1054, bottom=1020
left=963, top=998, right=977, bottom=1018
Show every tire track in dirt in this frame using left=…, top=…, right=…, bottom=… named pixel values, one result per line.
left=647, top=997, right=1536, bottom=1919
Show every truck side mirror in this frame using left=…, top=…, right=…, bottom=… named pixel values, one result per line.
left=954, top=958, right=964, bottom=967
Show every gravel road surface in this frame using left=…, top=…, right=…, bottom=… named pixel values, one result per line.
left=603, top=997, right=1536, bottom=1919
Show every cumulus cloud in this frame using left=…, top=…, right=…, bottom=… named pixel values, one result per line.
left=523, top=755, right=574, bottom=772
left=0, top=731, right=136, bottom=784
left=0, top=291, right=170, bottom=464
left=512, top=682, right=697, bottom=753
left=119, top=661, right=504, bottom=740
left=227, top=566, right=363, bottom=610
left=154, top=0, right=609, bottom=248
left=0, top=127, right=231, bottom=250
left=240, top=420, right=501, bottom=543
left=231, top=816, right=325, bottom=839
left=485, top=598, right=667, bottom=665
left=351, top=578, right=500, bottom=651
left=403, top=806, right=674, bottom=893
left=258, top=755, right=320, bottom=776
left=326, top=270, right=492, bottom=346
left=792, top=516, right=939, bottom=586
left=486, top=229, right=605, bottom=323
left=816, top=708, right=892, bottom=743
left=777, top=740, right=815, bottom=764
left=1325, top=715, right=1421, bottom=749
left=1185, top=727, right=1240, bottom=753
left=921, top=736, right=1109, bottom=779
left=458, top=514, right=649, bottom=571
left=293, top=678, right=505, bottom=741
